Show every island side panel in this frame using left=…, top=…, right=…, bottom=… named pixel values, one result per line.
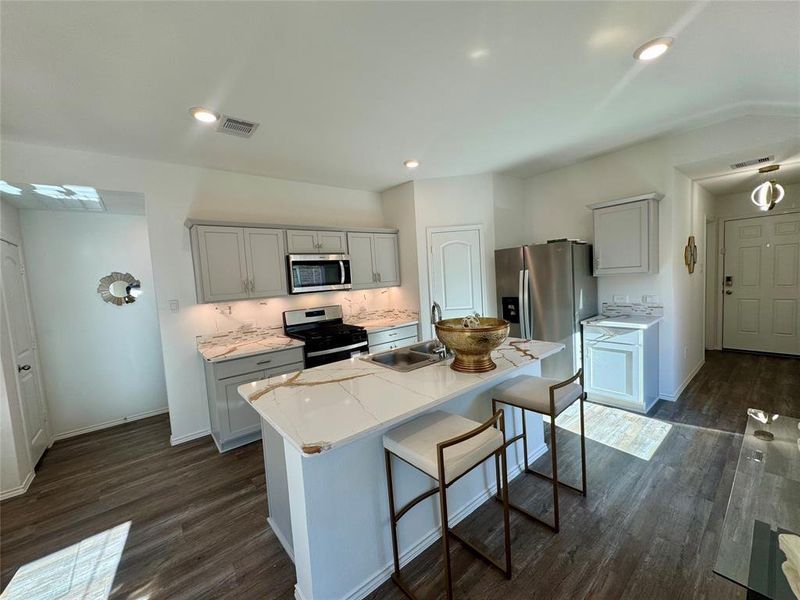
left=285, top=361, right=544, bottom=600
left=262, top=418, right=294, bottom=560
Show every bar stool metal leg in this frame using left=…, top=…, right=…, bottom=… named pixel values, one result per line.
left=548, top=390, right=560, bottom=532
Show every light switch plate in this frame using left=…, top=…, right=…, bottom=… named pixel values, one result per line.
left=169, top=299, right=179, bottom=313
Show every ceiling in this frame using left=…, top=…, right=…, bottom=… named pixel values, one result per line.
left=1, top=184, right=145, bottom=215
left=1, top=1, right=798, bottom=192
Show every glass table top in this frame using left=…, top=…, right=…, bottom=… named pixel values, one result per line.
left=714, top=409, right=800, bottom=599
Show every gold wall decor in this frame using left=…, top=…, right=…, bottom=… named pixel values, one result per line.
left=684, top=236, right=698, bottom=274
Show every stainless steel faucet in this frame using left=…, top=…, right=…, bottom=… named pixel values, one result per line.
left=431, top=301, right=442, bottom=325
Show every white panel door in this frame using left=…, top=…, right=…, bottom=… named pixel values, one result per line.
left=374, top=233, right=400, bottom=286
left=286, top=230, right=318, bottom=253
left=723, top=213, right=800, bottom=355
left=593, top=201, right=649, bottom=274
left=347, top=233, right=377, bottom=289
left=197, top=226, right=249, bottom=302
left=1, top=240, right=48, bottom=464
left=317, top=231, right=347, bottom=253
left=244, top=228, right=287, bottom=298
left=429, top=227, right=484, bottom=321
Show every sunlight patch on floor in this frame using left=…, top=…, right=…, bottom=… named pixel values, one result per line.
left=548, top=402, right=672, bottom=461
left=2, top=521, right=130, bottom=600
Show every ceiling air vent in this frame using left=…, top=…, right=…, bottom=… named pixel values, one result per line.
left=730, top=155, right=774, bottom=170
left=217, top=115, right=259, bottom=138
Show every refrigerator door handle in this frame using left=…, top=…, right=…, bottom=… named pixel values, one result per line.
left=518, top=269, right=526, bottom=338
left=523, top=269, right=531, bottom=340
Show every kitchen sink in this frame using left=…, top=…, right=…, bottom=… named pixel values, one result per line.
left=367, top=349, right=436, bottom=372
left=365, top=340, right=449, bottom=372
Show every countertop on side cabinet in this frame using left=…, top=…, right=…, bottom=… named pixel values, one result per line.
left=581, top=314, right=663, bottom=329
left=197, top=328, right=304, bottom=363
left=238, top=338, right=563, bottom=456
left=346, top=309, right=419, bottom=333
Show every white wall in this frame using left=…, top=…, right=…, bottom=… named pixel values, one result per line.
left=0, top=140, right=386, bottom=444
left=492, top=173, right=527, bottom=249
left=19, top=210, right=168, bottom=438
left=521, top=114, right=799, bottom=399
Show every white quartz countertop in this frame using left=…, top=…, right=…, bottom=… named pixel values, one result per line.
left=198, top=328, right=304, bottom=363
left=581, top=314, right=663, bottom=329
left=346, top=309, right=419, bottom=333
left=238, top=338, right=563, bottom=456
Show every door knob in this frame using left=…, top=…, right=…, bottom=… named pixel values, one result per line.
left=725, top=290, right=732, bottom=295
left=17, top=364, right=31, bottom=372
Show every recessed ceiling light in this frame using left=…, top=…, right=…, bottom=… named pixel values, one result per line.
left=189, top=106, right=220, bottom=124
left=469, top=48, right=490, bottom=60
left=633, top=37, right=673, bottom=61
left=404, top=159, right=420, bottom=169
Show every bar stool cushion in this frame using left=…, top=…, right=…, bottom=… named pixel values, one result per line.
left=493, top=375, right=582, bottom=416
left=384, top=411, right=503, bottom=484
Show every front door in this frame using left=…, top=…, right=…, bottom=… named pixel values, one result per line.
left=722, top=213, right=800, bottom=355
left=1, top=240, right=49, bottom=463
left=428, top=226, right=485, bottom=329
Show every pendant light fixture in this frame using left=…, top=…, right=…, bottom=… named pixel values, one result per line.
left=751, top=164, right=785, bottom=212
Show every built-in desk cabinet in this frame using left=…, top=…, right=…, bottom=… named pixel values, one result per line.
left=348, top=232, right=400, bottom=289
left=204, top=347, right=304, bottom=452
left=588, top=193, right=662, bottom=276
left=191, top=225, right=287, bottom=303
left=286, top=230, right=347, bottom=254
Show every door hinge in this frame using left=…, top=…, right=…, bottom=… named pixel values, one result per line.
left=720, top=247, right=726, bottom=255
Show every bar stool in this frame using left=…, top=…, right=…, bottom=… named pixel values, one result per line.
left=491, top=369, right=587, bottom=533
left=383, top=410, right=512, bottom=600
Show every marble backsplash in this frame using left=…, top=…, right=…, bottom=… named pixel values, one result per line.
left=199, top=287, right=414, bottom=335
left=602, top=302, right=664, bottom=317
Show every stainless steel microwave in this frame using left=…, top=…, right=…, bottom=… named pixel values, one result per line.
left=287, top=254, right=352, bottom=294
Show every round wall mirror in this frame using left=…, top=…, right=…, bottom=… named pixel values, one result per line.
left=98, top=272, right=142, bottom=305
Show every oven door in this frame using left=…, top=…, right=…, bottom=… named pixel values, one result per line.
left=304, top=341, right=368, bottom=368
left=288, top=254, right=352, bottom=294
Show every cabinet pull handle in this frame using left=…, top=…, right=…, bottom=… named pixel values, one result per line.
left=377, top=273, right=382, bottom=282
left=250, top=278, right=255, bottom=293
left=257, top=359, right=272, bottom=365
left=242, top=279, right=248, bottom=292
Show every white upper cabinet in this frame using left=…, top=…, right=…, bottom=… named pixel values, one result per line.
left=286, top=230, right=347, bottom=254
left=195, top=226, right=250, bottom=302
left=192, top=225, right=287, bottom=303
left=347, top=232, right=401, bottom=289
left=589, top=193, right=662, bottom=276
left=373, top=233, right=400, bottom=286
left=243, top=228, right=288, bottom=298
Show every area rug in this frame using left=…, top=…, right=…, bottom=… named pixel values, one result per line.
left=546, top=402, right=672, bottom=461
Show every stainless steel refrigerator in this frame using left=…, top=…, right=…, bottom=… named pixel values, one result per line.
left=495, top=241, right=597, bottom=380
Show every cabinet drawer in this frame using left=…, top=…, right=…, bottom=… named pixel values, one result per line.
left=583, top=326, right=642, bottom=346
left=369, top=336, right=418, bottom=355
left=214, top=346, right=305, bottom=380
left=368, top=325, right=418, bottom=347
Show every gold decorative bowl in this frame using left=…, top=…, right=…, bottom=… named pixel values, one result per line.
left=434, top=317, right=510, bottom=373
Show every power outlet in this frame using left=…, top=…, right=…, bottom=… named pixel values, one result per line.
left=169, top=299, right=179, bottom=313
left=642, top=295, right=659, bottom=304
left=612, top=295, right=628, bottom=303
left=683, top=346, right=688, bottom=359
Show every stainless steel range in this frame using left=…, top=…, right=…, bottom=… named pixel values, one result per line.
left=283, top=305, right=368, bottom=368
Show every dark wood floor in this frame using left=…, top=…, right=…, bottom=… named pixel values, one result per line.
left=1, top=350, right=797, bottom=599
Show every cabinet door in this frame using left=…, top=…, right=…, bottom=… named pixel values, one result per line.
left=347, top=232, right=378, bottom=289
left=317, top=231, right=347, bottom=253
left=584, top=339, right=641, bottom=406
left=244, top=228, right=287, bottom=298
left=287, top=230, right=318, bottom=253
left=374, top=233, right=400, bottom=286
left=593, top=201, right=649, bottom=275
left=223, top=370, right=265, bottom=439
left=197, top=226, right=250, bottom=302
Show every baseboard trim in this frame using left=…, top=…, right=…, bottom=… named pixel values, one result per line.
left=52, top=407, right=169, bottom=441
left=0, top=469, right=35, bottom=501
left=660, top=359, right=705, bottom=401
left=340, top=443, right=548, bottom=600
left=170, top=427, right=211, bottom=446
left=268, top=516, right=295, bottom=562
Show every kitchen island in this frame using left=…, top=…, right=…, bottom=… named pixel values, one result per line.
left=238, top=338, right=564, bottom=600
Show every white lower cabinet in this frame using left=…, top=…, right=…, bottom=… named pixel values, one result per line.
left=368, top=323, right=418, bottom=353
left=203, top=347, right=304, bottom=452
left=583, top=324, right=659, bottom=413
